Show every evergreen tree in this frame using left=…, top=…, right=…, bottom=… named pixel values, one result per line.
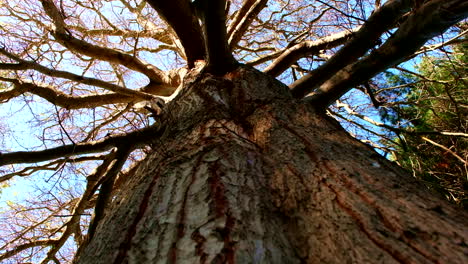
left=381, top=39, right=468, bottom=206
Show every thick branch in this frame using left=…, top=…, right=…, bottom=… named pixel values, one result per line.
left=0, top=240, right=57, bottom=262
left=197, top=0, right=238, bottom=75
left=0, top=154, right=108, bottom=183
left=303, top=0, right=468, bottom=109
left=264, top=28, right=359, bottom=77
left=227, top=0, right=268, bottom=50
left=66, top=25, right=173, bottom=45
left=0, top=124, right=164, bottom=167
left=145, top=0, right=205, bottom=68
left=52, top=31, right=169, bottom=85
left=290, top=0, right=414, bottom=98
left=40, top=0, right=170, bottom=86
left=0, top=78, right=136, bottom=109
left=0, top=49, right=156, bottom=100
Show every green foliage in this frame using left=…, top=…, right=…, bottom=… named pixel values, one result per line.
left=382, top=41, right=468, bottom=207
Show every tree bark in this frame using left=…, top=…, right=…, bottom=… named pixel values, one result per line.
left=74, top=66, right=468, bottom=264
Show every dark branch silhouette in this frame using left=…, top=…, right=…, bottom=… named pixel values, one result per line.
left=290, top=0, right=413, bottom=98
left=0, top=123, right=165, bottom=166
left=301, top=0, right=468, bottom=108
left=145, top=0, right=205, bottom=68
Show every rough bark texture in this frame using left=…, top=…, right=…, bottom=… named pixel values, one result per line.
left=74, top=66, right=468, bottom=264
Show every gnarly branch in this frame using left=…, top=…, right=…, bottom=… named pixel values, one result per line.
left=290, top=0, right=414, bottom=98
left=0, top=77, right=137, bottom=109
left=51, top=31, right=170, bottom=86
left=264, top=28, right=359, bottom=77
left=303, top=0, right=468, bottom=109
left=145, top=0, right=205, bottom=68
left=0, top=240, right=58, bottom=262
left=40, top=0, right=170, bottom=87
left=0, top=49, right=157, bottom=100
left=0, top=154, right=109, bottom=183
left=66, top=25, right=173, bottom=45
left=40, top=148, right=127, bottom=264
left=227, top=0, right=268, bottom=50
left=0, top=123, right=164, bottom=167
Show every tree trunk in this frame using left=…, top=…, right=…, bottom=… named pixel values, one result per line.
left=74, top=66, right=468, bottom=264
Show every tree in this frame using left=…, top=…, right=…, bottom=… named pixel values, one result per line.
left=0, top=0, right=467, bottom=263
left=379, top=38, right=468, bottom=206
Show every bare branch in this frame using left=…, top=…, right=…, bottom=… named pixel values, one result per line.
left=422, top=137, right=467, bottom=166
left=302, top=0, right=468, bottom=108
left=335, top=100, right=468, bottom=138
left=315, top=0, right=366, bottom=23
left=0, top=123, right=164, bottom=167
left=227, top=0, right=268, bottom=50
left=40, top=0, right=170, bottom=86
left=0, top=77, right=138, bottom=109
left=145, top=0, right=205, bottom=68
left=0, top=154, right=108, bottom=183
left=246, top=50, right=283, bottom=67
left=86, top=146, right=132, bottom=242
left=412, top=29, right=468, bottom=57
left=66, top=25, right=173, bottom=45
left=51, top=31, right=170, bottom=85
left=329, top=108, right=401, bottom=149
left=290, top=0, right=414, bottom=98
left=83, top=105, right=132, bottom=142
left=39, top=148, right=126, bottom=263
left=264, top=28, right=358, bottom=77
left=0, top=48, right=157, bottom=100
left=0, top=240, right=58, bottom=262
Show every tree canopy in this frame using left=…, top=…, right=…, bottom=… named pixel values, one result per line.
left=0, top=0, right=467, bottom=263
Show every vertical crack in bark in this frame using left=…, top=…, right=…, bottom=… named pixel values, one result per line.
left=169, top=155, right=204, bottom=263
left=191, top=229, right=208, bottom=264
left=114, top=168, right=162, bottom=264
left=207, top=146, right=236, bottom=264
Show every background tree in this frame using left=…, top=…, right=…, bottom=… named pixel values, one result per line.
left=377, top=37, right=468, bottom=207
left=0, top=0, right=467, bottom=263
